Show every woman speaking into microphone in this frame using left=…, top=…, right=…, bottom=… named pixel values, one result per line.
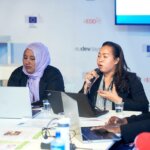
left=79, top=41, right=148, bottom=113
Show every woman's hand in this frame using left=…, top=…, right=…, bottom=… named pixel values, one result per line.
left=90, top=116, right=128, bottom=134
left=83, top=70, right=99, bottom=94
left=97, top=84, right=123, bottom=103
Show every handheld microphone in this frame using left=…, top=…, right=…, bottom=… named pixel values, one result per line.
left=95, top=68, right=101, bottom=75
left=85, top=68, right=101, bottom=94
left=90, top=68, right=101, bottom=83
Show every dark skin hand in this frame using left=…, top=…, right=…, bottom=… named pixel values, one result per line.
left=91, top=124, right=121, bottom=134
left=107, top=116, right=128, bottom=126
left=91, top=116, right=128, bottom=134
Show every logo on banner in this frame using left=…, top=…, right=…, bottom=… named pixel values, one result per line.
left=84, top=17, right=101, bottom=24
left=75, top=46, right=99, bottom=52
left=28, top=16, right=37, bottom=23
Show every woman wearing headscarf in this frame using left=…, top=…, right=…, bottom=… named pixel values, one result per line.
left=8, top=42, right=64, bottom=106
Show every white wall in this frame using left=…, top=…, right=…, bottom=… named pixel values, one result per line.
left=0, top=0, right=150, bottom=101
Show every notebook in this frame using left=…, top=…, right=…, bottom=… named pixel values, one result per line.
left=60, top=92, right=121, bottom=143
left=0, top=87, right=41, bottom=119
left=47, top=90, right=108, bottom=117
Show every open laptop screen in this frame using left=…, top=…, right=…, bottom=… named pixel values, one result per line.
left=47, top=90, right=108, bottom=118
left=0, top=87, right=40, bottom=118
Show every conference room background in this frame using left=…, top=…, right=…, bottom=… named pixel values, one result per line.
left=0, top=0, right=150, bottom=102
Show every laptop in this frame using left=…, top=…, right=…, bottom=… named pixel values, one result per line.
left=47, top=90, right=64, bottom=115
left=0, top=87, right=41, bottom=119
left=61, top=92, right=79, bottom=130
left=65, top=92, right=108, bottom=117
left=47, top=90, right=108, bottom=117
left=60, top=92, right=120, bottom=143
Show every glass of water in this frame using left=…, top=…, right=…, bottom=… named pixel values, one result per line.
left=115, top=102, right=124, bottom=113
left=42, top=99, right=52, bottom=118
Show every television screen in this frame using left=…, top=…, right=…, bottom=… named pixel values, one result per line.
left=115, top=0, right=150, bottom=25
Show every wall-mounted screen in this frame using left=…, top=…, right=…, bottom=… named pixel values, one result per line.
left=115, top=0, right=150, bottom=25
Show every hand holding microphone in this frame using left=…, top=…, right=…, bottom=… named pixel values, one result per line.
left=84, top=68, right=100, bottom=94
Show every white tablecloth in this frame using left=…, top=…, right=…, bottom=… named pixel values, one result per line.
left=0, top=110, right=141, bottom=150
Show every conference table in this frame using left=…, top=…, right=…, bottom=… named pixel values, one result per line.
left=0, top=110, right=141, bottom=150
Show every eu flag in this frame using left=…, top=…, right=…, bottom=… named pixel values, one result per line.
left=29, top=16, right=37, bottom=23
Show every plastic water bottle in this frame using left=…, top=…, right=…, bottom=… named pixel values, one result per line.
left=50, top=131, right=65, bottom=150
left=42, top=99, right=53, bottom=118
left=57, top=117, right=70, bottom=150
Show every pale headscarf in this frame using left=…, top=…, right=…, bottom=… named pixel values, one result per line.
left=23, top=42, right=50, bottom=103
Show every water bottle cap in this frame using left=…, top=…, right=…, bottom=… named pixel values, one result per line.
left=55, top=131, right=61, bottom=138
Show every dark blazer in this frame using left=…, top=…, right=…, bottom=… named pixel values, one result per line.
left=7, top=65, right=65, bottom=105
left=121, top=112, right=150, bottom=143
left=80, top=71, right=149, bottom=113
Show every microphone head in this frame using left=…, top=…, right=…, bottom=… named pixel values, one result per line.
left=94, top=68, right=101, bottom=75
left=90, top=68, right=100, bottom=83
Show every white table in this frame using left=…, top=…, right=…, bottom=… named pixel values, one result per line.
left=0, top=110, right=141, bottom=150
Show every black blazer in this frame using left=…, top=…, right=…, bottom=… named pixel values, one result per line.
left=7, top=65, right=65, bottom=105
left=121, top=112, right=150, bottom=143
left=80, top=71, right=149, bottom=113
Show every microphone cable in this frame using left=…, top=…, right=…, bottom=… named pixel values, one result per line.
left=42, top=117, right=59, bottom=139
